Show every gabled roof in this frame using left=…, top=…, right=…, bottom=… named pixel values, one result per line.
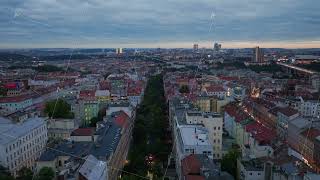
left=114, top=111, right=129, bottom=129
left=181, top=154, right=201, bottom=175
left=79, top=155, right=107, bottom=180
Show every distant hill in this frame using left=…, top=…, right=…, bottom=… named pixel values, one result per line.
left=0, top=53, right=33, bottom=61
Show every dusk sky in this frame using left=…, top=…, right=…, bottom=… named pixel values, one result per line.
left=1, top=0, right=320, bottom=48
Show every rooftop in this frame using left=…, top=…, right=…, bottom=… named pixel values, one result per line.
left=0, top=117, right=46, bottom=145
left=289, top=117, right=312, bottom=129
left=241, top=159, right=264, bottom=171
left=39, top=141, right=92, bottom=161
left=71, top=128, right=95, bottom=136
left=205, top=85, right=225, bottom=92
left=301, top=128, right=320, bottom=141
left=78, top=155, right=107, bottom=180
left=278, top=107, right=299, bottom=117
left=178, top=125, right=211, bottom=146
left=90, top=121, right=122, bottom=160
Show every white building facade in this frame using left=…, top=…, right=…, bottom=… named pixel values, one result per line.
left=185, top=111, right=223, bottom=159
left=0, top=117, right=48, bottom=176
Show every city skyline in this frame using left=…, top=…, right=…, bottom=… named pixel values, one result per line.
left=1, top=0, right=320, bottom=48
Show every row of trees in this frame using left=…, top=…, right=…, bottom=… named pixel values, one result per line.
left=248, top=64, right=283, bottom=73
left=122, top=75, right=170, bottom=179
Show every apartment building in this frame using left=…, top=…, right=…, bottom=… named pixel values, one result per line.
left=0, top=117, right=47, bottom=176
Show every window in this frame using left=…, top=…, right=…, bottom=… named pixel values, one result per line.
left=249, top=173, right=252, bottom=176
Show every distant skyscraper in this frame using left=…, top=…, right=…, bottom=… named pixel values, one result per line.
left=214, top=42, right=222, bottom=51
left=193, top=44, right=199, bottom=52
left=253, top=46, right=264, bottom=62
left=116, top=48, right=123, bottom=55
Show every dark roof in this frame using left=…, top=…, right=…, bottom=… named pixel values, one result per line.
left=90, top=121, right=122, bottom=160
left=39, top=141, right=92, bottom=161
left=278, top=107, right=299, bottom=117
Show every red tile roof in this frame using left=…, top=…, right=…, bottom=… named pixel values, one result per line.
left=114, top=111, right=129, bottom=128
left=301, top=128, right=320, bottom=141
left=4, top=82, right=18, bottom=89
left=205, top=85, right=225, bottom=92
left=0, top=95, right=32, bottom=103
left=79, top=90, right=96, bottom=100
left=71, top=128, right=94, bottom=136
left=181, top=154, right=201, bottom=176
left=245, top=122, right=276, bottom=145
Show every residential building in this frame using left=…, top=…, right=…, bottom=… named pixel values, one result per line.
left=47, top=118, right=79, bottom=140
left=298, top=100, right=320, bottom=118
left=0, top=95, right=33, bottom=115
left=106, top=101, right=134, bottom=118
left=185, top=111, right=223, bottom=159
left=203, top=85, right=227, bottom=99
left=37, top=111, right=132, bottom=180
left=181, top=154, right=234, bottom=180
left=78, top=155, right=107, bottom=180
left=0, top=117, right=47, bottom=176
left=277, top=107, right=299, bottom=140
left=238, top=159, right=265, bottom=180
left=175, top=125, right=213, bottom=179
left=287, top=117, right=320, bottom=172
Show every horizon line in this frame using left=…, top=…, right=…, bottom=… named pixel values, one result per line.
left=1, top=40, right=320, bottom=49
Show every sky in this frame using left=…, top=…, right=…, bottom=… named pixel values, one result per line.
left=0, top=0, right=320, bottom=48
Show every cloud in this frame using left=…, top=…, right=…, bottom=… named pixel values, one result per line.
left=0, top=0, right=319, bottom=48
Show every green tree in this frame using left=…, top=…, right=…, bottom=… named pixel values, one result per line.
left=97, top=107, right=106, bottom=121
left=123, top=75, right=170, bottom=178
left=179, top=85, right=189, bottom=93
left=35, top=167, right=55, bottom=180
left=0, top=85, right=7, bottom=97
left=89, top=117, right=99, bottom=127
left=17, top=167, right=33, bottom=180
left=221, top=148, right=241, bottom=178
left=33, top=65, right=64, bottom=72
left=44, top=99, right=74, bottom=119
left=0, top=166, right=14, bottom=180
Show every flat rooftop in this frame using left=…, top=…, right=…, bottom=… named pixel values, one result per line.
left=179, top=125, right=211, bottom=146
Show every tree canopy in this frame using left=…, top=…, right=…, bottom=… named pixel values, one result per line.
left=17, top=167, right=33, bottom=180
left=221, top=148, right=241, bottom=178
left=35, top=167, right=54, bottom=180
left=123, top=75, right=170, bottom=179
left=44, top=99, right=74, bottom=119
left=179, top=85, right=190, bottom=94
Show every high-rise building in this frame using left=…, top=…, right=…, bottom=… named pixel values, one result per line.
left=193, top=44, right=199, bottom=52
left=214, top=42, right=222, bottom=51
left=116, top=48, right=123, bottom=55
left=253, top=46, right=264, bottom=62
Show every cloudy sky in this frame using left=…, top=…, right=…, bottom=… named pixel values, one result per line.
left=1, top=0, right=319, bottom=48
